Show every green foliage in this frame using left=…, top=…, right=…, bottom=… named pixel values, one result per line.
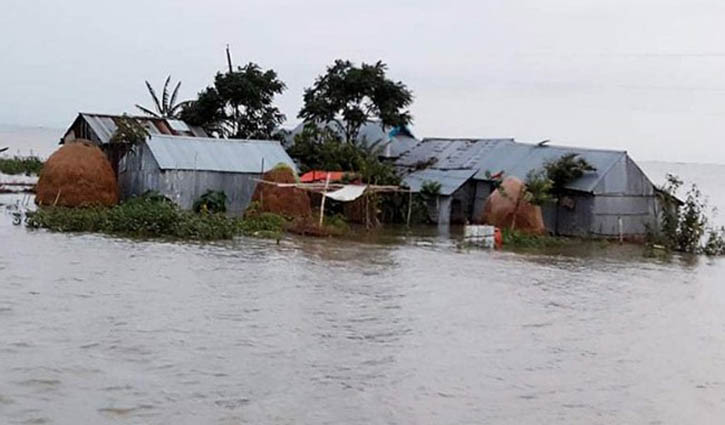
left=543, top=153, right=596, bottom=196
left=237, top=212, right=286, bottom=239
left=403, top=180, right=442, bottom=225
left=0, top=155, right=43, bottom=176
left=27, top=192, right=285, bottom=241
left=658, top=174, right=682, bottom=249
left=325, top=214, right=350, bottom=234
left=193, top=190, right=228, bottom=214
left=501, top=228, right=567, bottom=248
left=677, top=184, right=708, bottom=253
left=288, top=125, right=399, bottom=185
left=703, top=227, right=725, bottom=256
left=421, top=181, right=441, bottom=196
left=650, top=174, right=725, bottom=255
left=135, top=76, right=188, bottom=118
left=181, top=63, right=286, bottom=139
left=523, top=170, right=554, bottom=206
left=109, top=115, right=149, bottom=146
left=298, top=59, right=413, bottom=143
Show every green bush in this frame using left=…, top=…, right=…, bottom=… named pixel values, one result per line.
left=193, top=190, right=228, bottom=214
left=650, top=174, right=725, bottom=255
left=27, top=195, right=286, bottom=241
left=237, top=212, right=286, bottom=237
left=501, top=228, right=567, bottom=248
left=0, top=156, right=44, bottom=176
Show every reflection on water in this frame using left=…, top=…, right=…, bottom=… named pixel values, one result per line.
left=2, top=189, right=725, bottom=424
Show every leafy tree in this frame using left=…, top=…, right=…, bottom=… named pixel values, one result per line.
left=288, top=126, right=399, bottom=185
left=135, top=76, right=188, bottom=119
left=650, top=174, right=725, bottom=255
left=523, top=170, right=554, bottom=206
left=541, top=153, right=596, bottom=234
left=105, top=115, right=149, bottom=176
left=181, top=63, right=286, bottom=139
left=298, top=60, right=413, bottom=143
left=109, top=115, right=149, bottom=146
left=544, top=153, right=596, bottom=197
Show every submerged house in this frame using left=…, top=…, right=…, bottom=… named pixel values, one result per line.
left=396, top=138, right=660, bottom=237
left=285, top=120, right=419, bottom=159
left=118, top=135, right=296, bottom=214
left=60, top=112, right=295, bottom=214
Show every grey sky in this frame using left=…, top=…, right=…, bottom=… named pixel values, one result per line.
left=2, top=0, right=725, bottom=162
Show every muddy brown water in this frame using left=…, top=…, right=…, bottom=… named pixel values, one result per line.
left=2, top=193, right=725, bottom=424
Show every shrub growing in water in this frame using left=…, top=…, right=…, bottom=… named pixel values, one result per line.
left=0, top=156, right=44, bottom=176
left=650, top=174, right=725, bottom=255
left=27, top=192, right=285, bottom=241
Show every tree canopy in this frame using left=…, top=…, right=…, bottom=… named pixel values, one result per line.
left=298, top=60, right=413, bottom=143
left=544, top=153, right=596, bottom=196
left=288, top=126, right=399, bottom=185
left=181, top=63, right=286, bottom=139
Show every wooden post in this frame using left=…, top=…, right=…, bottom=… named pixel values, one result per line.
left=618, top=216, right=624, bottom=244
left=319, top=173, right=330, bottom=227
left=260, top=158, right=265, bottom=209
left=406, top=189, right=413, bottom=228
left=365, top=192, right=370, bottom=229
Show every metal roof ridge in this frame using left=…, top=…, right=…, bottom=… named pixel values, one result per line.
left=420, top=137, right=515, bottom=142
left=514, top=140, right=627, bottom=154
left=149, top=134, right=280, bottom=143
left=79, top=112, right=167, bottom=121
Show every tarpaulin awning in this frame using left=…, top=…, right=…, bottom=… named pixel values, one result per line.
left=324, top=185, right=367, bottom=202
left=300, top=171, right=347, bottom=183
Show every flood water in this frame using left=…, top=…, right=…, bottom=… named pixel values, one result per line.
left=2, top=163, right=725, bottom=424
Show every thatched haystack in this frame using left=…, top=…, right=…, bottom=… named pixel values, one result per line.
left=35, top=141, right=119, bottom=207
left=481, top=177, right=545, bottom=234
left=250, top=165, right=312, bottom=218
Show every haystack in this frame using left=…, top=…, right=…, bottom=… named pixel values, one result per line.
left=35, top=141, right=119, bottom=207
left=481, top=177, right=546, bottom=234
left=250, top=165, right=312, bottom=218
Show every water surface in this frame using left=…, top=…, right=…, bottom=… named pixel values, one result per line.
left=2, top=170, right=725, bottom=424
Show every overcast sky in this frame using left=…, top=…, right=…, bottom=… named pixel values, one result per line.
left=2, top=0, right=725, bottom=163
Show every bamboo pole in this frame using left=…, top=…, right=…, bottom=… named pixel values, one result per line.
left=618, top=216, right=624, bottom=244
left=406, top=189, right=413, bottom=227
left=319, top=173, right=330, bottom=227
left=260, top=158, right=265, bottom=209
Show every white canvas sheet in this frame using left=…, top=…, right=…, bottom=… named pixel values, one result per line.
left=324, top=185, right=367, bottom=202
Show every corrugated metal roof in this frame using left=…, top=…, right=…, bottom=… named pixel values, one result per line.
left=396, top=138, right=628, bottom=194
left=63, top=113, right=208, bottom=144
left=402, top=168, right=477, bottom=195
left=146, top=135, right=296, bottom=173
left=396, top=139, right=514, bottom=168
left=474, top=144, right=626, bottom=193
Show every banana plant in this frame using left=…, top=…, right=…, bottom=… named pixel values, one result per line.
left=135, top=76, right=188, bottom=119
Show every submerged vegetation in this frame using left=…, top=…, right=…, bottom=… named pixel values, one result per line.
left=500, top=228, right=571, bottom=249
left=27, top=192, right=285, bottom=241
left=0, top=156, right=43, bottom=176
left=647, top=174, right=725, bottom=256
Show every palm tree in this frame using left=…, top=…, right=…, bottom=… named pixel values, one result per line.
left=135, top=76, right=188, bottom=118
